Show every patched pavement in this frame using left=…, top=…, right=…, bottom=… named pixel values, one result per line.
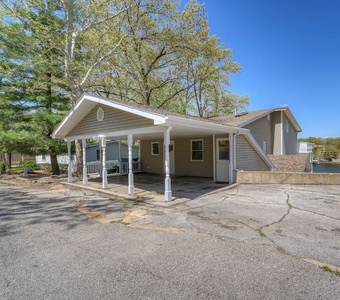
left=1, top=181, right=340, bottom=299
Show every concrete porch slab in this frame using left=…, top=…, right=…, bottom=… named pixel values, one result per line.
left=61, top=173, right=237, bottom=206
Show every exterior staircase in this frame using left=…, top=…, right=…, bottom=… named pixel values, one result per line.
left=267, top=154, right=312, bottom=172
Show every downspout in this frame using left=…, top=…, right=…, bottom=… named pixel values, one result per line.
left=233, top=131, right=241, bottom=173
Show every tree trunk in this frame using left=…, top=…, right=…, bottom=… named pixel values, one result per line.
left=50, top=152, right=60, bottom=176
left=4, top=152, right=11, bottom=169
left=75, top=139, right=83, bottom=175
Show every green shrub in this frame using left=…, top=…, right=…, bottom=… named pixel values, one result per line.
left=59, top=164, right=68, bottom=174
left=18, top=160, right=38, bottom=172
left=6, top=168, right=21, bottom=175
left=38, top=163, right=52, bottom=172
left=0, top=162, right=5, bottom=174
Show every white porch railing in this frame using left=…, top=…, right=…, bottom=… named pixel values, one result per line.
left=86, top=160, right=142, bottom=175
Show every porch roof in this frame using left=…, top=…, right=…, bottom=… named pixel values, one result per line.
left=52, top=93, right=249, bottom=140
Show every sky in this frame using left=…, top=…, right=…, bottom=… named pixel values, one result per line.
left=197, top=0, right=340, bottom=138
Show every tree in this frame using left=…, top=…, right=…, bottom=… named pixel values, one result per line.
left=0, top=0, right=70, bottom=174
left=1, top=0, right=130, bottom=174
left=87, top=0, right=249, bottom=116
left=59, top=0, right=130, bottom=173
left=1, top=0, right=248, bottom=174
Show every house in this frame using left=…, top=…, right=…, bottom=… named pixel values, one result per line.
left=210, top=107, right=302, bottom=155
left=36, top=153, right=77, bottom=172
left=52, top=94, right=304, bottom=202
left=85, top=140, right=139, bottom=163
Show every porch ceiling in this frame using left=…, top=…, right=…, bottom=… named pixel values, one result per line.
left=130, top=125, right=234, bottom=140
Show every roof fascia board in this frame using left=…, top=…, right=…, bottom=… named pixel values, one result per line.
left=166, top=115, right=249, bottom=134
left=275, top=107, right=302, bottom=132
left=52, top=95, right=93, bottom=138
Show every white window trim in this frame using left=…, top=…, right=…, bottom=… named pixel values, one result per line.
left=151, top=142, right=160, bottom=156
left=191, top=139, right=204, bottom=162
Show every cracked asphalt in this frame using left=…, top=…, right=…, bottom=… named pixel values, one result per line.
left=1, top=182, right=339, bottom=299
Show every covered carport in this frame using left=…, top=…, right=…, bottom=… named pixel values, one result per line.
left=52, top=94, right=272, bottom=201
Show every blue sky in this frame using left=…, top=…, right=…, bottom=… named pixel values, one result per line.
left=198, top=0, right=340, bottom=138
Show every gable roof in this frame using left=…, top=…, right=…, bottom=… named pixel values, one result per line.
left=52, top=93, right=249, bottom=139
left=210, top=107, right=302, bottom=132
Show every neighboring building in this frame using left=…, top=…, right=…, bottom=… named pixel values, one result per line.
left=52, top=94, right=304, bottom=201
left=85, top=140, right=139, bottom=162
left=36, top=154, right=75, bottom=165
left=10, top=153, right=35, bottom=166
left=298, top=142, right=313, bottom=154
left=36, top=141, right=139, bottom=173
left=36, top=153, right=77, bottom=172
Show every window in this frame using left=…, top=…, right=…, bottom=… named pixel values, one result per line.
left=191, top=139, right=203, bottom=161
left=286, top=121, right=289, bottom=133
left=218, top=140, right=229, bottom=160
left=262, top=141, right=267, bottom=154
left=151, top=142, right=160, bottom=155
left=42, top=154, right=46, bottom=161
left=96, top=149, right=100, bottom=160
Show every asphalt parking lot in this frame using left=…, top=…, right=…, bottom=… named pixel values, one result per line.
left=0, top=182, right=339, bottom=299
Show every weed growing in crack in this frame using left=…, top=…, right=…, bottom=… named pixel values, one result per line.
left=110, top=219, right=130, bottom=226
left=257, top=229, right=266, bottom=237
left=320, top=266, right=340, bottom=276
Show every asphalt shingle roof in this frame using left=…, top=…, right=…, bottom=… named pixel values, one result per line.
left=208, top=108, right=275, bottom=127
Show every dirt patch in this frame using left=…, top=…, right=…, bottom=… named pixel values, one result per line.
left=77, top=205, right=180, bottom=232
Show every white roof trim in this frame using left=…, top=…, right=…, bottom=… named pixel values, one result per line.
left=237, top=107, right=302, bottom=132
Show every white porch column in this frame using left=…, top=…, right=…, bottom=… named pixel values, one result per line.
left=118, top=139, right=122, bottom=175
left=101, top=136, right=108, bottom=189
left=229, top=133, right=234, bottom=184
left=164, top=127, right=172, bottom=202
left=67, top=140, right=72, bottom=183
left=82, top=139, right=88, bottom=185
left=212, top=134, right=216, bottom=182
left=127, top=134, right=134, bottom=195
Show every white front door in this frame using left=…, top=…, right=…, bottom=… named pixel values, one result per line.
left=216, top=138, right=230, bottom=182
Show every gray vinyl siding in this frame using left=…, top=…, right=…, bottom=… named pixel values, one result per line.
left=68, top=104, right=154, bottom=137
left=236, top=135, right=270, bottom=171
left=282, top=114, right=298, bottom=154
left=244, top=116, right=272, bottom=154
left=272, top=111, right=282, bottom=155
left=140, top=137, right=213, bottom=177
